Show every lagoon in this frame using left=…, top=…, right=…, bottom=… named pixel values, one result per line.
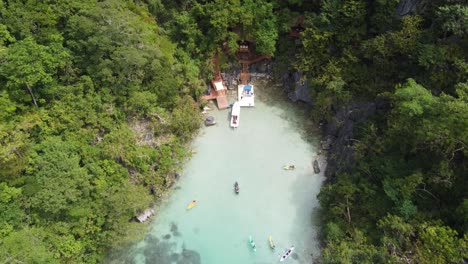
left=108, top=81, right=324, bottom=264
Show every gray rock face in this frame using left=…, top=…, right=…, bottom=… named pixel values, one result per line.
left=321, top=137, right=333, bottom=150
left=322, top=100, right=390, bottom=181
left=279, top=69, right=388, bottom=181
left=397, top=0, right=426, bottom=17
left=281, top=71, right=312, bottom=103
left=221, top=61, right=273, bottom=86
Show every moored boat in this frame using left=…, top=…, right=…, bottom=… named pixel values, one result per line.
left=238, top=84, right=255, bottom=107
left=230, top=102, right=240, bottom=128
left=279, top=246, right=294, bottom=262
left=234, top=182, right=239, bottom=194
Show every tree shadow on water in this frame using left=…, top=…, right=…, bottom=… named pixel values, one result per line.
left=170, top=222, right=182, bottom=237
left=143, top=235, right=201, bottom=264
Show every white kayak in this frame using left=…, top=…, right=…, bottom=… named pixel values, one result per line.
left=279, top=246, right=295, bottom=262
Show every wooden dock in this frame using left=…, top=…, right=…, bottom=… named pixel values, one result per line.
left=216, top=94, right=229, bottom=109
left=201, top=78, right=229, bottom=109
left=235, top=46, right=270, bottom=85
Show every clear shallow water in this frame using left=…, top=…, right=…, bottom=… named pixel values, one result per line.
left=108, top=84, right=325, bottom=264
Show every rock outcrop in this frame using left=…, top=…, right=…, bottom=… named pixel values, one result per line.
left=280, top=67, right=390, bottom=182
left=322, top=101, right=385, bottom=181
left=281, top=71, right=312, bottom=104
left=397, top=0, right=419, bottom=16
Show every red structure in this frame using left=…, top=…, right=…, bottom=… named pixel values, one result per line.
left=235, top=41, right=270, bottom=84
left=201, top=53, right=229, bottom=109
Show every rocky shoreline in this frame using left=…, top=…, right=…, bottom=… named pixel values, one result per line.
left=281, top=67, right=389, bottom=182
left=220, top=60, right=384, bottom=182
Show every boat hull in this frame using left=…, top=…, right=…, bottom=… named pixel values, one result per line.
left=249, top=236, right=257, bottom=252
left=279, top=246, right=295, bottom=262
left=268, top=236, right=275, bottom=249
left=187, top=200, right=197, bottom=209
left=230, top=102, right=241, bottom=128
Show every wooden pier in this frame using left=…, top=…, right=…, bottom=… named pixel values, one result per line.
left=236, top=41, right=270, bottom=85
left=201, top=54, right=229, bottom=109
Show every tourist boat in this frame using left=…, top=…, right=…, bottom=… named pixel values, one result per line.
left=230, top=102, right=240, bottom=128
left=283, top=165, right=296, bottom=170
left=187, top=200, right=197, bottom=209
left=268, top=235, right=275, bottom=249
left=234, top=182, right=239, bottom=194
left=279, top=246, right=295, bottom=262
left=238, top=84, right=255, bottom=107
left=249, top=236, right=257, bottom=252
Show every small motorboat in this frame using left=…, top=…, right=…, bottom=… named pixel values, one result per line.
left=204, top=116, right=216, bottom=126
left=279, top=246, right=295, bottom=262
left=249, top=236, right=257, bottom=252
left=187, top=200, right=197, bottom=209
left=234, top=182, right=239, bottom=194
left=268, top=235, right=275, bottom=249
left=283, top=165, right=296, bottom=170
left=230, top=102, right=240, bottom=128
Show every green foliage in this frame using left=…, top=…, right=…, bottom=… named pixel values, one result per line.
left=0, top=92, right=16, bottom=121
left=0, top=23, right=15, bottom=46
left=0, top=1, right=204, bottom=262
left=0, top=0, right=60, bottom=42
left=369, top=0, right=400, bottom=34
left=306, top=0, right=467, bottom=259
left=321, top=229, right=386, bottom=263
left=416, top=223, right=468, bottom=263
left=170, top=95, right=202, bottom=142
left=436, top=4, right=468, bottom=37
left=64, top=0, right=184, bottom=107
left=0, top=228, right=58, bottom=264
left=378, top=214, right=415, bottom=259
left=0, top=183, right=24, bottom=237
left=0, top=36, right=69, bottom=107
left=169, top=0, right=279, bottom=61
left=25, top=137, right=91, bottom=217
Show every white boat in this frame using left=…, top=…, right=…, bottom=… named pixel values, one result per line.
left=279, top=246, right=295, bottom=262
left=230, top=102, right=240, bottom=128
left=238, top=84, right=255, bottom=107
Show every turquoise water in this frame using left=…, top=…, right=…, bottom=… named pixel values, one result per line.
left=109, top=83, right=324, bottom=264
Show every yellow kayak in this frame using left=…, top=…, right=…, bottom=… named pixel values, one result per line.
left=187, top=200, right=197, bottom=209
left=269, top=235, right=276, bottom=249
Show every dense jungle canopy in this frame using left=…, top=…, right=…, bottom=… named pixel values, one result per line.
left=0, top=0, right=466, bottom=263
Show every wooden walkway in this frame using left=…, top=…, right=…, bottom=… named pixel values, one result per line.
left=236, top=52, right=270, bottom=84
left=200, top=54, right=229, bottom=109
left=201, top=90, right=229, bottom=109
left=202, top=45, right=270, bottom=106
left=201, top=74, right=229, bottom=109
left=216, top=94, right=229, bottom=109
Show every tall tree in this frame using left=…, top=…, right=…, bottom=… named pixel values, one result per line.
left=0, top=36, right=69, bottom=108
